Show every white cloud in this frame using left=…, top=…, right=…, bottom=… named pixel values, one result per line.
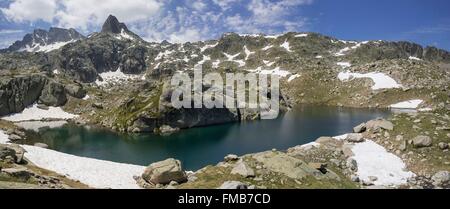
left=1, top=0, right=313, bottom=43
left=2, top=0, right=163, bottom=31
left=212, top=0, right=241, bottom=10
left=1, top=0, right=57, bottom=22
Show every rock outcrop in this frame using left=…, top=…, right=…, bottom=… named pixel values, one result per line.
left=0, top=75, right=47, bottom=115
left=141, top=158, right=187, bottom=185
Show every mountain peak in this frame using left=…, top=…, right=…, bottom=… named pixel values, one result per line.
left=101, top=15, right=129, bottom=34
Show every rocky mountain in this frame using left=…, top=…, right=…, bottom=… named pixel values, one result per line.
left=0, top=27, right=85, bottom=53
left=1, top=14, right=450, bottom=134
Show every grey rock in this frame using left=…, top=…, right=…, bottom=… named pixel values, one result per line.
left=0, top=145, right=17, bottom=162
left=65, top=84, right=87, bottom=99
left=412, top=135, right=433, bottom=148
left=346, top=133, right=364, bottom=143
left=218, top=181, right=248, bottom=189
left=141, top=158, right=187, bottom=185
left=431, top=171, right=450, bottom=188
left=8, top=134, right=22, bottom=141
left=438, top=142, right=449, bottom=150
left=366, top=119, right=394, bottom=131
left=0, top=75, right=47, bottom=116
left=158, top=125, right=180, bottom=136
left=231, top=161, right=255, bottom=178
left=353, top=123, right=366, bottom=133
left=39, top=80, right=67, bottom=106
left=224, top=154, right=239, bottom=162
left=1, top=166, right=32, bottom=181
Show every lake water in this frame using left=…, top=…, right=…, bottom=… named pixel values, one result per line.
left=24, top=106, right=390, bottom=170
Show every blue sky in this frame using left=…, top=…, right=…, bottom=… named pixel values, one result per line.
left=0, top=0, right=449, bottom=50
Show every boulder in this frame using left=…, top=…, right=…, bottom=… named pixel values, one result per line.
left=345, top=133, right=364, bottom=143
left=158, top=125, right=180, bottom=136
left=39, top=81, right=67, bottom=106
left=412, top=135, right=432, bottom=148
left=315, top=137, right=335, bottom=144
left=366, top=119, right=394, bottom=131
left=431, top=171, right=450, bottom=188
left=218, top=181, right=248, bottom=189
left=65, top=84, right=87, bottom=99
left=8, top=134, right=22, bottom=141
left=0, top=145, right=17, bottom=162
left=438, top=142, right=449, bottom=150
left=224, top=154, right=239, bottom=162
left=353, top=123, right=366, bottom=133
left=0, top=75, right=47, bottom=116
left=92, top=102, right=104, bottom=109
left=141, top=158, right=187, bottom=185
left=1, top=166, right=32, bottom=181
left=231, top=161, right=255, bottom=178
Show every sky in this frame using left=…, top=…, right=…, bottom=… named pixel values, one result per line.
left=0, top=0, right=449, bottom=50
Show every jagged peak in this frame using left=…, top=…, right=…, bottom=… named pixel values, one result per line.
left=101, top=15, right=129, bottom=34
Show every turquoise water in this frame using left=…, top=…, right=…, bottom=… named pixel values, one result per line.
left=26, top=106, right=390, bottom=170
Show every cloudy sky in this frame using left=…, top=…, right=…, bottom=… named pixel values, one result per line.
left=0, top=0, right=449, bottom=50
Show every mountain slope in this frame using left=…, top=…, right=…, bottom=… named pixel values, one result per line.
left=1, top=27, right=85, bottom=53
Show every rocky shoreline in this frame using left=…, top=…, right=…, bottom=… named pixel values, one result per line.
left=1, top=109, right=449, bottom=189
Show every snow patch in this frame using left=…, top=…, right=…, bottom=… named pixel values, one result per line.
left=390, top=99, right=423, bottom=109
left=116, top=29, right=135, bottom=41
left=265, top=34, right=282, bottom=39
left=15, top=121, right=67, bottom=132
left=263, top=60, right=275, bottom=67
left=0, top=130, right=9, bottom=144
left=315, top=55, right=323, bottom=59
left=333, top=134, right=348, bottom=141
left=200, top=42, right=218, bottom=52
left=409, top=56, right=422, bottom=61
left=1, top=104, right=78, bottom=122
left=280, top=40, right=292, bottom=52
left=22, top=145, right=145, bottom=189
left=248, top=67, right=291, bottom=77
left=295, top=33, right=308, bottom=38
left=351, top=140, right=415, bottom=187
left=337, top=62, right=351, bottom=68
left=19, top=40, right=76, bottom=53
left=338, top=71, right=402, bottom=90
left=82, top=95, right=90, bottom=100
left=262, top=45, right=273, bottom=51
left=243, top=46, right=255, bottom=60
left=287, top=74, right=300, bottom=82
left=212, top=60, right=221, bottom=68
left=95, top=68, right=139, bottom=86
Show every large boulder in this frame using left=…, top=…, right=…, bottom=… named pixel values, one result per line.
left=39, top=80, right=67, bottom=106
left=412, top=135, right=432, bottom=148
left=0, top=144, right=17, bottom=162
left=65, top=83, right=86, bottom=99
left=141, top=158, right=187, bottom=185
left=0, top=74, right=47, bottom=116
left=345, top=133, right=364, bottom=143
left=353, top=123, right=366, bottom=133
left=231, top=161, right=255, bottom=178
left=366, top=119, right=394, bottom=131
